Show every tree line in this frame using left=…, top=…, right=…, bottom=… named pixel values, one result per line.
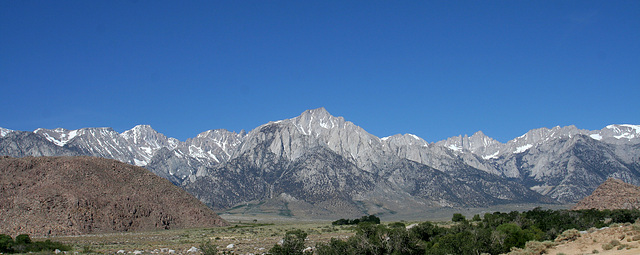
left=332, top=215, right=381, bottom=226
left=0, top=234, right=71, bottom=253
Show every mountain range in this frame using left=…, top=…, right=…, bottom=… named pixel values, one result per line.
left=2, top=108, right=639, bottom=217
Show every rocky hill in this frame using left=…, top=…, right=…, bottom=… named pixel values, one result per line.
left=0, top=156, right=228, bottom=236
left=573, top=178, right=640, bottom=210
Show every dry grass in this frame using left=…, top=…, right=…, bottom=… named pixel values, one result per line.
left=546, top=224, right=640, bottom=255
left=35, top=221, right=355, bottom=254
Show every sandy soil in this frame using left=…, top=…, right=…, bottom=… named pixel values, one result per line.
left=546, top=224, right=640, bottom=255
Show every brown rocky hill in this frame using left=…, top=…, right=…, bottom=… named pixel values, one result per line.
left=0, top=156, right=227, bottom=236
left=573, top=178, right=640, bottom=210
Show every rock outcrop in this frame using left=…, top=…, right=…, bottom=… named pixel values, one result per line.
left=0, top=156, right=227, bottom=236
left=572, top=178, right=640, bottom=210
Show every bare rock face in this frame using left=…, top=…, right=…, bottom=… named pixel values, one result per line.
left=0, top=156, right=228, bottom=236
left=572, top=178, right=640, bottom=210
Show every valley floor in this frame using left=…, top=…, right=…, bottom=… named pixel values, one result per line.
left=219, top=202, right=572, bottom=222
left=38, top=221, right=354, bottom=255
left=38, top=204, right=638, bottom=255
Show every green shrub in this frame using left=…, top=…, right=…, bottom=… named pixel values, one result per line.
left=82, top=245, right=95, bottom=253
left=617, top=244, right=630, bottom=250
left=269, top=229, right=310, bottom=255
left=554, top=229, right=580, bottom=243
left=522, top=240, right=553, bottom=254
left=316, top=238, right=353, bottom=255
left=388, top=222, right=405, bottom=228
left=316, top=223, right=424, bottom=255
left=602, top=239, right=620, bottom=250
left=199, top=240, right=218, bottom=255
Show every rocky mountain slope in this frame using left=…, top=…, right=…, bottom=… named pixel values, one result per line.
left=573, top=178, right=640, bottom=210
left=183, top=109, right=550, bottom=217
left=436, top=125, right=640, bottom=202
left=0, top=156, right=227, bottom=236
left=1, top=108, right=639, bottom=217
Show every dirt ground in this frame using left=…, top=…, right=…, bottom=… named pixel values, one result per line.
left=546, top=224, right=640, bottom=255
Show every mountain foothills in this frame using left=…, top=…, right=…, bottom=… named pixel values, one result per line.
left=1, top=108, right=639, bottom=217
left=0, top=156, right=228, bottom=236
left=572, top=178, right=640, bottom=210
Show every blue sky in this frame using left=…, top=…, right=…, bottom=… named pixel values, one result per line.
left=1, top=1, right=639, bottom=143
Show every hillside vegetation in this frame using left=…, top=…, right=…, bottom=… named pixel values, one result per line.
left=307, top=208, right=640, bottom=254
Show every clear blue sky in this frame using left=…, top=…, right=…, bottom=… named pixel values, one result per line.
left=1, top=1, right=639, bottom=143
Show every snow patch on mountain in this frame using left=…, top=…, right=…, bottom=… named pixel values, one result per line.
left=0, top=127, right=13, bottom=137
left=133, top=159, right=146, bottom=166
left=448, top=144, right=462, bottom=152
left=482, top=151, right=500, bottom=160
left=608, top=125, right=640, bottom=140
left=620, top=124, right=640, bottom=133
left=590, top=134, right=603, bottom=140
left=41, top=133, right=66, bottom=146
left=514, top=144, right=533, bottom=153
left=33, top=128, right=80, bottom=146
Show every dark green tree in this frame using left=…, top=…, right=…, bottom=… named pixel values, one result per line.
left=14, top=234, right=31, bottom=245
left=0, top=234, right=13, bottom=253
left=452, top=213, right=466, bottom=222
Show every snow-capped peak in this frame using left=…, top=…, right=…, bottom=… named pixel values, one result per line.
left=121, top=125, right=157, bottom=140
left=0, top=127, right=14, bottom=137
left=605, top=124, right=640, bottom=140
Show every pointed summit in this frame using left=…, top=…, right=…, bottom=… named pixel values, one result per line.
left=121, top=125, right=161, bottom=143
left=299, top=107, right=332, bottom=120
left=469, top=131, right=501, bottom=147
left=472, top=130, right=485, bottom=136
left=132, top=124, right=155, bottom=132
left=289, top=107, right=346, bottom=135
